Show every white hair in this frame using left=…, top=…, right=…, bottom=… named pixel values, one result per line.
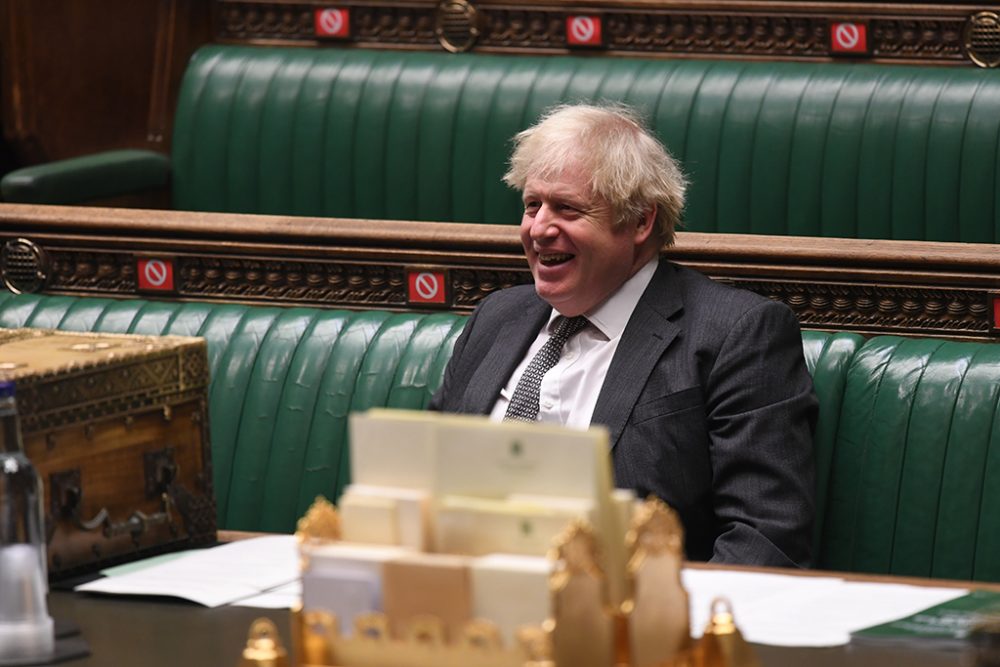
left=503, top=103, right=687, bottom=245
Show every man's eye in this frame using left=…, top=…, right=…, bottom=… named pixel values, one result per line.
left=524, top=201, right=540, bottom=212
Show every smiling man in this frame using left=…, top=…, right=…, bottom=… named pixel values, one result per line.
left=430, top=104, right=817, bottom=567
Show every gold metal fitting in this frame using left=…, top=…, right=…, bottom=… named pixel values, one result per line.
left=695, top=598, right=759, bottom=667
left=239, top=618, right=289, bottom=667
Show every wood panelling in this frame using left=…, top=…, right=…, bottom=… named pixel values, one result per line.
left=0, top=0, right=211, bottom=168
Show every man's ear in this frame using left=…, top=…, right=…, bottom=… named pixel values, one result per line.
left=634, top=205, right=656, bottom=245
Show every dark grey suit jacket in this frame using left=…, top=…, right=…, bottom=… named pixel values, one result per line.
left=430, top=259, right=817, bottom=567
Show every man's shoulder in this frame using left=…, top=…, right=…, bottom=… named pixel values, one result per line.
left=663, top=260, right=794, bottom=321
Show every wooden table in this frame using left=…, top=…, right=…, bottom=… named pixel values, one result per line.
left=48, top=559, right=986, bottom=667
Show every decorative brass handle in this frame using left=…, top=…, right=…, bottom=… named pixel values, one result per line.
left=71, top=493, right=175, bottom=538
left=53, top=477, right=175, bottom=538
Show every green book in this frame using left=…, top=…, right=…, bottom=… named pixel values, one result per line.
left=851, top=590, right=1000, bottom=651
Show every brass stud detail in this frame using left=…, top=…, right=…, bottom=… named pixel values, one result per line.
left=1, top=238, right=49, bottom=294
left=435, top=0, right=479, bottom=53
left=964, top=11, right=1000, bottom=67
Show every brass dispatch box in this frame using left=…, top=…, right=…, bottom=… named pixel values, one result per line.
left=0, top=328, right=216, bottom=578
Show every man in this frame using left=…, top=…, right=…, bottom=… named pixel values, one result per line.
left=430, top=104, right=817, bottom=567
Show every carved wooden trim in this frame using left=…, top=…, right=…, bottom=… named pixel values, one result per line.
left=720, top=279, right=991, bottom=337
left=0, top=203, right=998, bottom=340
left=211, top=0, right=993, bottom=66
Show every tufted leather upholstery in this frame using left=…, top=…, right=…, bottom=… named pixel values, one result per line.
left=801, top=330, right=867, bottom=560
left=6, top=46, right=1000, bottom=242
left=819, top=336, right=1000, bottom=581
left=3, top=291, right=999, bottom=581
left=166, top=46, right=1000, bottom=242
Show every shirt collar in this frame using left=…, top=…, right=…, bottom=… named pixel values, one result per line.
left=547, top=257, right=659, bottom=340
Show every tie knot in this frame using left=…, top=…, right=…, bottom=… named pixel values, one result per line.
left=551, top=315, right=588, bottom=342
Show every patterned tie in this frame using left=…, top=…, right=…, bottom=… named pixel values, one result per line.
left=504, top=315, right=588, bottom=422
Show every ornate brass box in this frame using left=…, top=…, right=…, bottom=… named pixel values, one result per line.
left=0, top=328, right=215, bottom=578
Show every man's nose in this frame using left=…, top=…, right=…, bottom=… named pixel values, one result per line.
left=530, top=205, right=559, bottom=240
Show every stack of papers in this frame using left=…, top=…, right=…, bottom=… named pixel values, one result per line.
left=75, top=536, right=970, bottom=647
left=683, top=569, right=967, bottom=647
left=75, top=535, right=300, bottom=608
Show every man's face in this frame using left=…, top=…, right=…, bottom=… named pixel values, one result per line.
left=520, top=164, right=652, bottom=317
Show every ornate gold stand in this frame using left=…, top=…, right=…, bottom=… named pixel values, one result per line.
left=239, top=497, right=759, bottom=667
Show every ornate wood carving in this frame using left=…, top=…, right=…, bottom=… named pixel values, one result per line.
left=721, top=279, right=991, bottom=337
left=50, top=250, right=137, bottom=293
left=0, top=204, right=997, bottom=340
left=451, top=268, right=533, bottom=308
left=598, top=13, right=830, bottom=57
left=179, top=256, right=409, bottom=306
left=213, top=0, right=992, bottom=67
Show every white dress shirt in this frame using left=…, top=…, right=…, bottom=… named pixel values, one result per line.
left=489, top=258, right=659, bottom=429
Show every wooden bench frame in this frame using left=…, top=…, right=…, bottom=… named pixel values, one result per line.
left=1, top=202, right=997, bottom=340
left=214, top=0, right=999, bottom=68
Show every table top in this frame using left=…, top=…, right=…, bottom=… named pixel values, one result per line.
left=51, top=534, right=990, bottom=666
left=48, top=584, right=974, bottom=667
left=49, top=590, right=289, bottom=667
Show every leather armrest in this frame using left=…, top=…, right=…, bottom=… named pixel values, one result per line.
left=1, top=149, right=170, bottom=204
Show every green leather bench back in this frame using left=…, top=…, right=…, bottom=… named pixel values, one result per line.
left=802, top=330, right=867, bottom=561
left=172, top=45, right=1000, bottom=242
left=819, top=336, right=1000, bottom=581
left=4, top=291, right=999, bottom=581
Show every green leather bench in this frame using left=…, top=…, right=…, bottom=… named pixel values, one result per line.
left=2, top=291, right=999, bottom=582
left=4, top=46, right=1000, bottom=242
left=0, top=291, right=466, bottom=535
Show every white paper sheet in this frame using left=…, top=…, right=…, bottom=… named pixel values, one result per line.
left=683, top=568, right=968, bottom=647
left=75, top=535, right=299, bottom=608
left=229, top=580, right=303, bottom=609
left=74, top=535, right=970, bottom=645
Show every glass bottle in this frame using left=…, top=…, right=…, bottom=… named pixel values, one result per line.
left=0, top=379, right=55, bottom=664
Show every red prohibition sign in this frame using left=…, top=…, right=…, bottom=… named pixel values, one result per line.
left=137, top=258, right=174, bottom=291
left=144, top=260, right=168, bottom=287
left=414, top=272, right=440, bottom=301
left=570, top=16, right=596, bottom=42
left=834, top=23, right=859, bottom=49
left=319, top=9, right=344, bottom=34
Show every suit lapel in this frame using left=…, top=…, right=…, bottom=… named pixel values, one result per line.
left=592, top=260, right=684, bottom=450
left=463, top=296, right=550, bottom=414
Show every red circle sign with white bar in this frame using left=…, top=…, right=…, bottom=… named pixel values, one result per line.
left=407, top=270, right=447, bottom=305
left=830, top=21, right=867, bottom=54
left=567, top=15, right=602, bottom=47
left=137, top=258, right=175, bottom=292
left=314, top=8, right=350, bottom=38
